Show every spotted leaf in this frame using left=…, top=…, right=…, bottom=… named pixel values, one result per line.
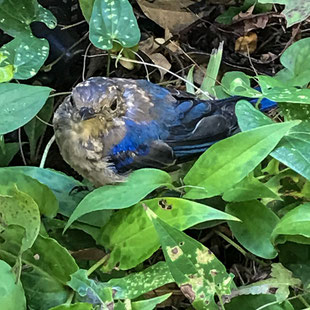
left=89, top=0, right=140, bottom=50
left=145, top=207, right=235, bottom=308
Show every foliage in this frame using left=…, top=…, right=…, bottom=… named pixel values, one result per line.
left=0, top=0, right=310, bottom=309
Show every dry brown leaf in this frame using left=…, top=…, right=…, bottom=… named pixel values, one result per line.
left=244, top=15, right=269, bottom=32
left=235, top=32, right=258, bottom=54
left=139, top=37, right=172, bottom=80
left=137, top=0, right=202, bottom=34
left=233, top=4, right=255, bottom=21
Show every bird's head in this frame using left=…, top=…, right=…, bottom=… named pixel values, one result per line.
left=53, top=77, right=127, bottom=139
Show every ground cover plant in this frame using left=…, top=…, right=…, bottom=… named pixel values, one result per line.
left=0, top=0, right=310, bottom=309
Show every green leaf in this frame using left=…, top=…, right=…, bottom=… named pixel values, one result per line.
left=132, top=293, right=171, bottom=310
left=0, top=169, right=58, bottom=218
left=0, top=142, right=19, bottom=166
left=4, top=166, right=85, bottom=219
left=221, top=71, right=262, bottom=97
left=263, top=87, right=310, bottom=103
left=0, top=83, right=52, bottom=135
left=183, top=120, right=299, bottom=199
left=258, top=0, right=310, bottom=27
left=24, top=98, right=53, bottom=162
left=50, top=303, right=93, bottom=310
left=236, top=101, right=310, bottom=180
left=269, top=263, right=301, bottom=302
left=225, top=294, right=294, bottom=310
left=0, top=260, right=26, bottom=310
left=65, top=169, right=172, bottom=230
left=0, top=0, right=56, bottom=37
left=89, top=0, right=140, bottom=49
left=200, top=41, right=223, bottom=98
left=68, top=269, right=113, bottom=308
left=99, top=197, right=239, bottom=270
left=271, top=203, right=310, bottom=245
left=0, top=35, right=49, bottom=80
left=79, top=0, right=95, bottom=22
left=0, top=227, right=78, bottom=310
left=275, top=37, right=310, bottom=86
left=108, top=262, right=173, bottom=299
left=0, top=186, right=40, bottom=252
left=185, top=65, right=195, bottom=94
left=222, top=174, right=281, bottom=202
left=226, top=200, right=279, bottom=259
left=146, top=207, right=235, bottom=309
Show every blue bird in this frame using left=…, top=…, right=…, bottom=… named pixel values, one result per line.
left=53, top=77, right=276, bottom=186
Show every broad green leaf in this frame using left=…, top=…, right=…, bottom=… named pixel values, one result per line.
left=0, top=83, right=52, bottom=135
left=24, top=98, right=54, bottom=162
left=236, top=101, right=310, bottom=180
left=279, top=102, right=310, bottom=121
left=275, top=37, right=310, bottom=86
left=5, top=166, right=84, bottom=216
left=68, top=269, right=113, bottom=308
left=0, top=260, right=26, bottom=310
left=271, top=203, right=310, bottom=245
left=0, top=227, right=78, bottom=310
left=79, top=0, right=95, bottom=22
left=108, top=262, right=173, bottom=299
left=258, top=0, right=310, bottom=27
left=271, top=123, right=310, bottom=180
left=0, top=169, right=58, bottom=218
left=200, top=41, right=223, bottom=98
left=0, top=0, right=56, bottom=37
left=0, top=186, right=40, bottom=252
left=263, top=87, right=310, bottom=103
left=225, top=294, right=294, bottom=310
left=65, top=169, right=172, bottom=230
left=99, top=197, right=239, bottom=270
left=223, top=174, right=281, bottom=202
left=221, top=71, right=262, bottom=97
left=226, top=201, right=279, bottom=259
left=132, top=294, right=171, bottom=310
left=89, top=0, right=140, bottom=49
left=0, top=142, right=19, bottom=166
left=0, top=35, right=49, bottom=80
left=146, top=208, right=235, bottom=309
left=50, top=303, right=93, bottom=310
left=183, top=120, right=299, bottom=199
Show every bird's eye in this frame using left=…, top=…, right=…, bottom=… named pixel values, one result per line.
left=110, top=98, right=118, bottom=111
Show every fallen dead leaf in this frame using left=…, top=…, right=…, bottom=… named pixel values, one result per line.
left=140, top=36, right=172, bottom=80
left=137, top=0, right=203, bottom=34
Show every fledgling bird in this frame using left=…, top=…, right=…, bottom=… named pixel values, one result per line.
left=53, top=77, right=276, bottom=186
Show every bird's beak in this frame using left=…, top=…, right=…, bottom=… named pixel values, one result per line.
left=79, top=107, right=96, bottom=121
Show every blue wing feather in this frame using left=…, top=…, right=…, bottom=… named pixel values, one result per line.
left=108, top=79, right=277, bottom=172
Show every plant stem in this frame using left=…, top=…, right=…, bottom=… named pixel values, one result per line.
left=106, top=50, right=111, bottom=77
left=87, top=254, right=109, bottom=277
left=215, top=230, right=268, bottom=267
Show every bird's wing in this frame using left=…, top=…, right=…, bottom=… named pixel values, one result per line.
left=108, top=80, right=242, bottom=173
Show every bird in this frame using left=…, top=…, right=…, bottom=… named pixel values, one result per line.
left=53, top=77, right=276, bottom=186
